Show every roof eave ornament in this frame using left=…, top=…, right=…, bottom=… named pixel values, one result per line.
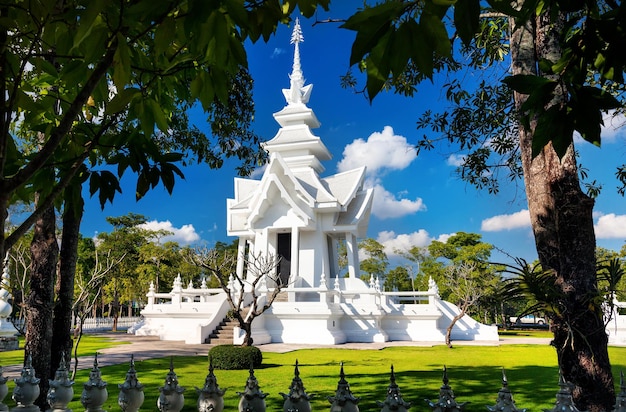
left=282, top=18, right=313, bottom=106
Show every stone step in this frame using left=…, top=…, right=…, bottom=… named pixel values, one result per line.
left=210, top=338, right=235, bottom=345
left=273, top=291, right=289, bottom=302
left=205, top=314, right=243, bottom=344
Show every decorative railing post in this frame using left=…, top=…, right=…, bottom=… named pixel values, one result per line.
left=328, top=363, right=359, bottom=412
left=487, top=369, right=526, bottom=412
left=280, top=360, right=313, bottom=412
left=334, top=275, right=341, bottom=304
left=0, top=366, right=8, bottom=412
left=196, top=361, right=225, bottom=412
left=157, top=358, right=185, bottom=412
left=428, top=277, right=440, bottom=306
left=377, top=365, right=411, bottom=412
left=200, top=278, right=208, bottom=303
left=47, top=353, right=74, bottom=412
left=0, top=255, right=18, bottom=351
left=170, top=275, right=183, bottom=307
left=81, top=354, right=108, bottom=412
left=426, top=366, right=467, bottom=412
left=12, top=354, right=40, bottom=412
left=147, top=282, right=156, bottom=308
left=544, top=371, right=583, bottom=412
left=237, top=366, right=267, bottom=412
left=118, top=355, right=144, bottom=412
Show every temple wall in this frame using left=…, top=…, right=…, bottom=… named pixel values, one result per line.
left=297, top=231, right=323, bottom=287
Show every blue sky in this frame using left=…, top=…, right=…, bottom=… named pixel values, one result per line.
left=80, top=6, right=626, bottom=267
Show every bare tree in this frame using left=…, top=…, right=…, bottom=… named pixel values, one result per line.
left=71, top=249, right=125, bottom=378
left=7, top=241, right=31, bottom=335
left=191, top=248, right=285, bottom=346
left=444, top=261, right=486, bottom=348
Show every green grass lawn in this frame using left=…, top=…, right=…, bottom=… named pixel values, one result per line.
left=0, top=334, right=129, bottom=365
left=498, top=329, right=554, bottom=338
left=62, top=345, right=626, bottom=412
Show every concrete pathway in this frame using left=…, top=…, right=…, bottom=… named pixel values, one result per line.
left=1, top=332, right=552, bottom=379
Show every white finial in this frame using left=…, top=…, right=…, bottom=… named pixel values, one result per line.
left=291, top=18, right=304, bottom=44
left=282, top=18, right=313, bottom=105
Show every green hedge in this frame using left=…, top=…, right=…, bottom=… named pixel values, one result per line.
left=209, top=345, right=263, bottom=370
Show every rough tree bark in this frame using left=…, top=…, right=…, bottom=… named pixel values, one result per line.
left=52, top=184, right=84, bottom=371
left=511, top=9, right=614, bottom=411
left=24, top=201, right=58, bottom=410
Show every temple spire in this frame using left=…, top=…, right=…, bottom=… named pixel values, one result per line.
left=282, top=18, right=313, bottom=105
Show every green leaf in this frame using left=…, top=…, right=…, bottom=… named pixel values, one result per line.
left=161, top=152, right=184, bottom=162
left=454, top=0, right=480, bottom=46
left=73, top=0, right=105, bottom=50
left=407, top=22, right=434, bottom=78
left=136, top=170, right=150, bottom=200
left=136, top=100, right=155, bottom=138
left=154, top=16, right=176, bottom=55
left=368, top=30, right=392, bottom=82
left=3, top=135, right=22, bottom=177
left=533, top=106, right=572, bottom=159
left=224, top=0, right=249, bottom=28
left=96, top=170, right=122, bottom=208
left=389, top=23, right=413, bottom=77
left=105, top=87, right=141, bottom=115
left=365, top=56, right=387, bottom=102
left=581, top=86, right=620, bottom=110
left=228, top=33, right=248, bottom=68
left=59, top=59, right=88, bottom=89
left=341, top=2, right=405, bottom=66
left=502, top=74, right=552, bottom=94
left=146, top=99, right=169, bottom=133
left=518, top=81, right=557, bottom=114
left=421, top=12, right=451, bottom=57
left=32, top=57, right=59, bottom=78
left=570, top=87, right=611, bottom=147
left=486, top=0, right=526, bottom=18
left=211, top=68, right=229, bottom=104
left=113, top=32, right=132, bottom=90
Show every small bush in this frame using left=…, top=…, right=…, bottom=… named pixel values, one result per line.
left=209, top=345, right=263, bottom=370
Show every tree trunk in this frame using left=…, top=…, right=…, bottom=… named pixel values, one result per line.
left=112, top=287, right=119, bottom=332
left=52, top=186, right=83, bottom=371
left=25, top=202, right=58, bottom=410
left=445, top=311, right=465, bottom=348
left=241, top=321, right=253, bottom=347
left=511, top=9, right=614, bottom=411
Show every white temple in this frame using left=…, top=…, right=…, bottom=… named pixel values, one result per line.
left=132, top=20, right=499, bottom=345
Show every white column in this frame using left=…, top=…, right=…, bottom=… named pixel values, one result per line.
left=291, top=227, right=299, bottom=282
left=346, top=233, right=359, bottom=279
left=330, top=237, right=340, bottom=278
left=236, top=237, right=246, bottom=279
left=320, top=233, right=330, bottom=286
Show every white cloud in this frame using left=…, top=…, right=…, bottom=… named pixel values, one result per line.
left=594, top=213, right=626, bottom=239
left=271, top=48, right=285, bottom=58
left=601, top=110, right=626, bottom=143
left=447, top=154, right=465, bottom=167
left=377, top=230, right=432, bottom=256
left=370, top=182, right=425, bottom=219
left=250, top=164, right=266, bottom=179
left=337, top=126, right=416, bottom=175
left=139, top=220, right=200, bottom=245
left=375, top=230, right=456, bottom=257
left=481, top=209, right=531, bottom=232
left=337, top=126, right=424, bottom=219
left=575, top=110, right=626, bottom=144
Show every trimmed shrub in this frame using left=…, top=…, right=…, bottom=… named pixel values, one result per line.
left=209, top=345, right=263, bottom=370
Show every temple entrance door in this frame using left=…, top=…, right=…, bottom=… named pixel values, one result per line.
left=277, top=232, right=291, bottom=286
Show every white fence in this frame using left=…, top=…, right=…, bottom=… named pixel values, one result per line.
left=10, top=316, right=141, bottom=333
